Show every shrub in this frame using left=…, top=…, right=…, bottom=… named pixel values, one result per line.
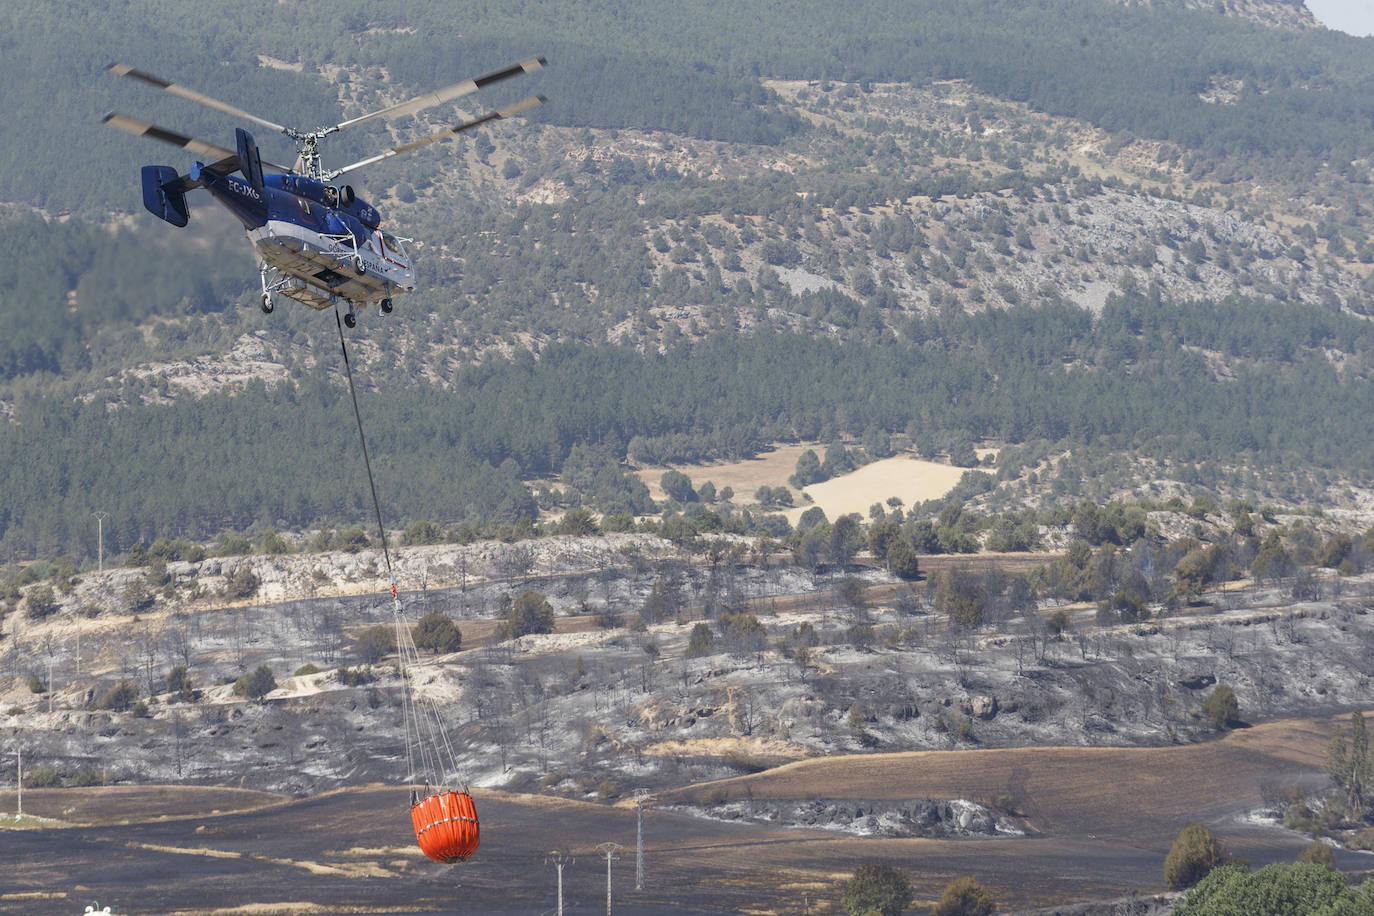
left=122, top=578, right=154, bottom=613
left=259, top=530, right=292, bottom=555
left=166, top=665, right=198, bottom=703
left=27, top=673, right=45, bottom=694
left=842, top=863, right=913, bottom=916
left=25, top=584, right=58, bottom=620
left=93, top=680, right=140, bottom=712
left=331, top=526, right=371, bottom=553
left=413, top=612, right=462, bottom=654
left=402, top=519, right=444, bottom=545
left=1165, top=822, right=1227, bottom=889
left=1173, top=862, right=1360, bottom=916
left=1298, top=841, right=1335, bottom=869
left=934, top=876, right=995, bottom=916
left=294, top=663, right=321, bottom=676
left=686, top=622, right=716, bottom=657
left=224, top=564, right=259, bottom=600
left=70, top=768, right=105, bottom=787
left=24, top=765, right=60, bottom=788
left=1203, top=684, right=1239, bottom=730
left=232, top=665, right=277, bottom=701
left=503, top=591, right=555, bottom=638
left=337, top=665, right=377, bottom=687
left=356, top=625, right=397, bottom=663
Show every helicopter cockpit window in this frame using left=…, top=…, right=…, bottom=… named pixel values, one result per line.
left=379, top=232, right=409, bottom=259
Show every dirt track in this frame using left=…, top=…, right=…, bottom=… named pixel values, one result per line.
left=2, top=714, right=1366, bottom=915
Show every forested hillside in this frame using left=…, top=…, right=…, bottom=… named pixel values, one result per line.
left=0, top=0, right=1371, bottom=561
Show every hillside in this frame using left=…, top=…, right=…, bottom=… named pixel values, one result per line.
left=5, top=518, right=1374, bottom=911
left=0, top=0, right=1371, bottom=561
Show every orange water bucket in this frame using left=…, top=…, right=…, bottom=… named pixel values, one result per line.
left=411, top=789, right=480, bottom=863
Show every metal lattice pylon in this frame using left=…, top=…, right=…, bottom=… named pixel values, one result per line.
left=634, top=788, right=655, bottom=889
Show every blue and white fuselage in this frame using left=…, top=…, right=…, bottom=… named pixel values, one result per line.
left=196, top=164, right=415, bottom=312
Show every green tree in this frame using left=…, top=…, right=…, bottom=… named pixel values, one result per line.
left=1173, top=862, right=1373, bottom=916
left=935, top=568, right=986, bottom=629
left=355, top=625, right=397, bottom=663
left=1165, top=822, right=1228, bottom=890
left=413, top=612, right=462, bottom=654
left=933, top=875, right=994, bottom=916
left=842, top=862, right=913, bottom=916
left=837, top=575, right=867, bottom=610
left=1202, top=684, right=1239, bottom=730
left=233, top=665, right=277, bottom=701
left=660, top=469, right=696, bottom=503
left=887, top=538, right=921, bottom=581
left=791, top=449, right=823, bottom=488
left=686, top=622, right=716, bottom=657
left=166, top=664, right=197, bottom=703
left=505, top=590, right=555, bottom=638
left=24, top=584, right=57, bottom=620
left=1251, top=531, right=1293, bottom=583
left=402, top=519, right=444, bottom=546
left=1298, top=840, right=1335, bottom=869
left=93, top=679, right=141, bottom=712
left=1327, top=711, right=1374, bottom=820
left=224, top=564, right=259, bottom=600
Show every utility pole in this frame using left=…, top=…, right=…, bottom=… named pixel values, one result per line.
left=547, top=850, right=574, bottom=916
left=16, top=747, right=21, bottom=818
left=92, top=511, right=107, bottom=573
left=597, top=842, right=622, bottom=915
left=634, top=788, right=655, bottom=890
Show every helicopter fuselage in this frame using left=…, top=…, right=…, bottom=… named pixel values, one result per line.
left=195, top=165, right=415, bottom=312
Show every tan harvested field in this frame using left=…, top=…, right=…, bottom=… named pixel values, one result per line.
left=0, top=715, right=1360, bottom=914
left=635, top=443, right=818, bottom=501
left=634, top=444, right=971, bottom=520
left=662, top=717, right=1331, bottom=839
left=788, top=456, right=970, bottom=522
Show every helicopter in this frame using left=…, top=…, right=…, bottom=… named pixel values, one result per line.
left=103, top=57, right=546, bottom=328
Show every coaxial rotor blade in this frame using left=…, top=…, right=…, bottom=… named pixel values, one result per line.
left=323, top=95, right=546, bottom=180
left=102, top=112, right=239, bottom=160
left=329, top=56, right=546, bottom=134
left=107, top=63, right=289, bottom=135
left=102, top=113, right=291, bottom=171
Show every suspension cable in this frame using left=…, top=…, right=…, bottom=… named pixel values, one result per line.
left=334, top=306, right=395, bottom=590
left=333, top=306, right=464, bottom=791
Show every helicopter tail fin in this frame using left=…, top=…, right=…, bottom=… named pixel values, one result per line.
left=236, top=128, right=264, bottom=194
left=141, top=165, right=190, bottom=227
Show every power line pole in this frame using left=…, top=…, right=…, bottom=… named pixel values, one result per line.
left=597, top=842, right=622, bottom=915
left=634, top=788, right=655, bottom=890
left=547, top=850, right=574, bottom=916
left=92, top=511, right=107, bottom=573
left=16, top=747, right=22, bottom=818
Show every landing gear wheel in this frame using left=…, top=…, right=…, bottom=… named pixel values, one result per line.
left=380, top=297, right=393, bottom=314
left=353, top=256, right=367, bottom=275
left=260, top=293, right=274, bottom=314
left=344, top=311, right=357, bottom=329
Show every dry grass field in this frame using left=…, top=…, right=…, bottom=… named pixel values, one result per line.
left=634, top=444, right=972, bottom=521
left=0, top=715, right=1359, bottom=915
left=787, top=457, right=971, bottom=523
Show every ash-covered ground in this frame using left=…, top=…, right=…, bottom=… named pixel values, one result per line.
left=5, top=534, right=1374, bottom=817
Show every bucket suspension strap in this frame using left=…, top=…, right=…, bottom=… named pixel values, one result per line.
left=333, top=306, right=463, bottom=790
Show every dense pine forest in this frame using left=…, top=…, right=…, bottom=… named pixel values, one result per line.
left=0, top=0, right=1372, bottom=561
